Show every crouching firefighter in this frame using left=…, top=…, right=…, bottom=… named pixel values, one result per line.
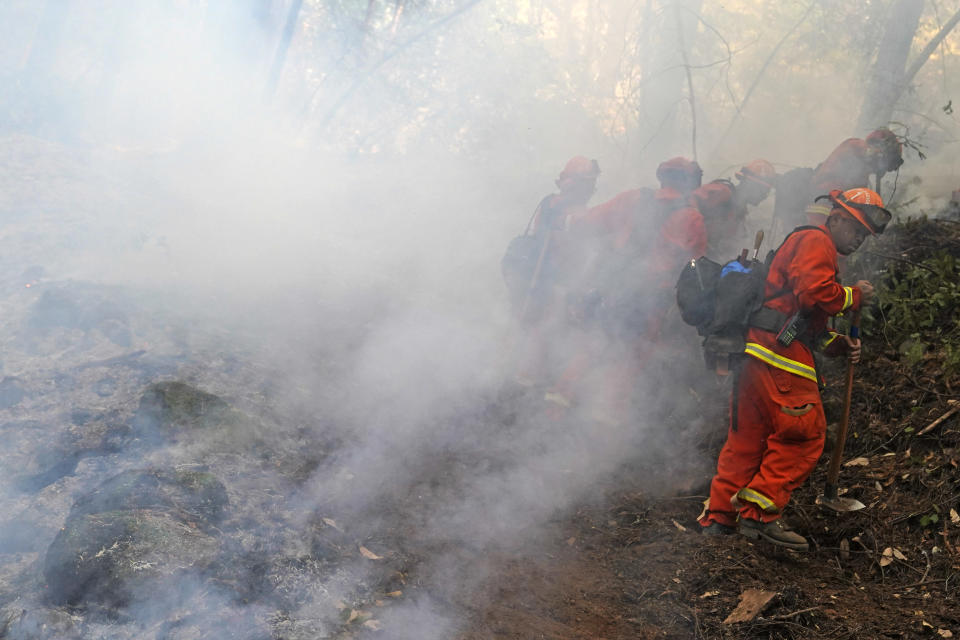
left=698, top=188, right=891, bottom=551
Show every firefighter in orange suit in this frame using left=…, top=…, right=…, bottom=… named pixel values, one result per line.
left=698, top=188, right=891, bottom=551
left=544, top=158, right=705, bottom=422
left=804, top=129, right=903, bottom=226
left=695, top=159, right=777, bottom=257
left=510, top=156, right=600, bottom=389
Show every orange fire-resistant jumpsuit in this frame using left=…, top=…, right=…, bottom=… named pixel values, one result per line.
left=701, top=225, right=858, bottom=527
left=544, top=188, right=705, bottom=421
left=693, top=180, right=745, bottom=256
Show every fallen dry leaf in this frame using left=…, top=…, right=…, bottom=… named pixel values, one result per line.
left=359, top=545, right=383, bottom=560
left=844, top=457, right=870, bottom=467
left=363, top=620, right=382, bottom=631
left=672, top=520, right=687, bottom=532
left=880, top=548, right=894, bottom=567
left=700, top=590, right=720, bottom=599
left=938, top=629, right=953, bottom=638
left=323, top=518, right=340, bottom=530
left=950, top=509, right=959, bottom=525
left=386, top=590, right=403, bottom=598
left=893, top=548, right=907, bottom=561
left=566, top=536, right=576, bottom=546
left=347, top=609, right=360, bottom=623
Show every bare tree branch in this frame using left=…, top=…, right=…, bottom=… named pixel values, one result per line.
left=678, top=5, right=740, bottom=114
left=317, top=0, right=488, bottom=129
left=711, top=0, right=817, bottom=155
left=903, top=6, right=960, bottom=87
left=674, top=3, right=697, bottom=160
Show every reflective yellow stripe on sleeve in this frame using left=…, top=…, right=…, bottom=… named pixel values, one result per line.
left=744, top=342, right=818, bottom=383
left=737, top=488, right=780, bottom=513
left=544, top=391, right=572, bottom=408
left=841, top=286, right=854, bottom=311
left=804, top=203, right=831, bottom=218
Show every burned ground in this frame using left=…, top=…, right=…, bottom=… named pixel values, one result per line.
left=1, top=137, right=958, bottom=639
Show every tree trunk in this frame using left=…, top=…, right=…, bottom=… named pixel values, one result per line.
left=902, top=7, right=960, bottom=89
left=637, top=0, right=702, bottom=159
left=264, top=0, right=304, bottom=98
left=856, top=0, right=923, bottom=132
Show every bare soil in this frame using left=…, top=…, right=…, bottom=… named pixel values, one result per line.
left=459, top=219, right=960, bottom=640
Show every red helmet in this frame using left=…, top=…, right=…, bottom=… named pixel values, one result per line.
left=656, top=157, right=703, bottom=190
left=866, top=128, right=904, bottom=171
left=735, top=159, right=776, bottom=189
left=558, top=156, right=600, bottom=182
left=817, top=187, right=892, bottom=235
left=866, top=128, right=898, bottom=146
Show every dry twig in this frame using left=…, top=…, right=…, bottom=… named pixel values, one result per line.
left=918, top=400, right=960, bottom=436
left=766, top=605, right=821, bottom=620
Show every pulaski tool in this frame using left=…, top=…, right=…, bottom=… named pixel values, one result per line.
left=819, top=309, right=867, bottom=512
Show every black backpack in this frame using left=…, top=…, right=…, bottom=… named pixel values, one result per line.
left=675, top=226, right=827, bottom=373
left=501, top=196, right=564, bottom=317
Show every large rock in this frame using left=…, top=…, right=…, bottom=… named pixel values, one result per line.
left=131, top=381, right=232, bottom=439
left=70, top=469, right=228, bottom=524
left=43, top=508, right=220, bottom=606
left=42, top=468, right=228, bottom=607
left=130, top=381, right=264, bottom=450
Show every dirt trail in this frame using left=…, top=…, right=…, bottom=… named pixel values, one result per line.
left=461, top=219, right=960, bottom=640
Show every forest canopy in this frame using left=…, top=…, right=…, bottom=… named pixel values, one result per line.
left=2, top=0, right=960, bottom=188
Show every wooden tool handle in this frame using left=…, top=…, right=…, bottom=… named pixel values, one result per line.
left=752, top=230, right=764, bottom=261
left=825, top=310, right=861, bottom=486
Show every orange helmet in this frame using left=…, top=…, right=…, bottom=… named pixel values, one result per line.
left=735, top=159, right=776, bottom=189
left=558, top=156, right=600, bottom=182
left=656, top=157, right=702, bottom=190
left=817, top=187, right=892, bottom=234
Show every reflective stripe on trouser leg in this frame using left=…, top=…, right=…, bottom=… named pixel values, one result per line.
left=736, top=487, right=778, bottom=513
left=705, top=369, right=771, bottom=526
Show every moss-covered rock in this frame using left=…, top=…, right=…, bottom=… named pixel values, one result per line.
left=130, top=381, right=268, bottom=451
left=43, top=508, right=220, bottom=606
left=131, top=381, right=232, bottom=438
left=42, top=467, right=229, bottom=607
